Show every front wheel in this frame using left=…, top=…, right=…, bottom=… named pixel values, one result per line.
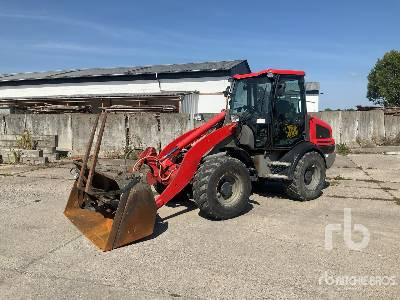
left=193, top=155, right=251, bottom=220
left=285, top=152, right=326, bottom=201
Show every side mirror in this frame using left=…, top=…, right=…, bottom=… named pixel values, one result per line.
left=276, top=82, right=286, bottom=97
left=223, top=86, right=231, bottom=98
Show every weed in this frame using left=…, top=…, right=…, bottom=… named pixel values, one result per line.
left=336, top=143, right=351, bottom=156
left=381, top=186, right=397, bottom=191
left=333, top=175, right=351, bottom=181
left=103, top=149, right=125, bottom=159
left=124, top=147, right=139, bottom=160
left=356, top=178, right=382, bottom=184
left=8, top=149, right=21, bottom=164
left=16, top=130, right=36, bottom=150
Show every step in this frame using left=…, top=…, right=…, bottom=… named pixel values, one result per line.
left=20, top=149, right=43, bottom=158
left=267, top=161, right=291, bottom=167
left=21, top=156, right=49, bottom=165
left=263, top=174, right=289, bottom=180
left=42, top=147, right=56, bottom=154
left=45, top=153, right=60, bottom=162
left=0, top=134, right=57, bottom=148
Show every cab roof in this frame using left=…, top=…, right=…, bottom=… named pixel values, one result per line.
left=233, top=68, right=305, bottom=79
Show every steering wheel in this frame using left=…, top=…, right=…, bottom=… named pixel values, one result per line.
left=237, top=105, right=256, bottom=113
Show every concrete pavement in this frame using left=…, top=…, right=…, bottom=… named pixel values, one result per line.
left=0, top=155, right=399, bottom=299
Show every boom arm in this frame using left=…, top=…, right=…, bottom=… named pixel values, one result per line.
left=158, top=110, right=227, bottom=160
left=137, top=110, right=236, bottom=208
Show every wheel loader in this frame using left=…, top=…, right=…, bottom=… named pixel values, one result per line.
left=64, top=68, right=335, bottom=251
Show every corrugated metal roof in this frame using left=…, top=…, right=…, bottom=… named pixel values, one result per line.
left=0, top=60, right=247, bottom=83
left=0, top=91, right=197, bottom=101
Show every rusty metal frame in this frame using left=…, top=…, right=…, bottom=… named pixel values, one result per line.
left=85, top=112, right=108, bottom=193
left=77, top=113, right=100, bottom=189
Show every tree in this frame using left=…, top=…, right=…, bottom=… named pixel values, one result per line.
left=367, top=50, right=400, bottom=107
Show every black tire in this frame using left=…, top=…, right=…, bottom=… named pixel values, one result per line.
left=193, top=155, right=251, bottom=220
left=285, top=151, right=326, bottom=201
left=153, top=182, right=166, bottom=195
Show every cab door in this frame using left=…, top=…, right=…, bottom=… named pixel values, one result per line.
left=272, top=75, right=306, bottom=147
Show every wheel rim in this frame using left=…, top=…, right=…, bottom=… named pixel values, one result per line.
left=216, top=173, right=241, bottom=206
left=303, top=163, right=321, bottom=190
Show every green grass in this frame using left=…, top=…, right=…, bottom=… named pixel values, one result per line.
left=333, top=175, right=351, bottom=181
left=336, top=143, right=351, bottom=156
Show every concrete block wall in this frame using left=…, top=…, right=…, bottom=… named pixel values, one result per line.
left=128, top=114, right=160, bottom=150
left=159, top=114, right=193, bottom=149
left=1, top=110, right=400, bottom=156
left=0, top=113, right=196, bottom=156
left=25, top=114, right=72, bottom=150
left=315, top=110, right=398, bottom=147
left=384, top=115, right=400, bottom=144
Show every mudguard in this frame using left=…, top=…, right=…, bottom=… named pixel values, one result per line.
left=280, top=141, right=328, bottom=179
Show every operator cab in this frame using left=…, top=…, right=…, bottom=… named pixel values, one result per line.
left=228, top=69, right=307, bottom=150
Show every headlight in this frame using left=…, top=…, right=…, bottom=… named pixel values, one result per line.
left=230, top=115, right=240, bottom=123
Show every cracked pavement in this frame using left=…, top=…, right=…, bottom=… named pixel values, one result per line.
left=0, top=154, right=399, bottom=299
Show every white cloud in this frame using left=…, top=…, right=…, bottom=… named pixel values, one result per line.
left=0, top=12, right=124, bottom=38
left=31, top=41, right=172, bottom=58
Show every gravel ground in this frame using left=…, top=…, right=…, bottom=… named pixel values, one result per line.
left=0, top=154, right=399, bottom=299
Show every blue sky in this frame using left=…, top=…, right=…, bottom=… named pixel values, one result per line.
left=1, top=0, right=399, bottom=109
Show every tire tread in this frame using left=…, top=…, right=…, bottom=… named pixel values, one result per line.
left=285, top=151, right=326, bottom=201
left=193, top=155, right=250, bottom=220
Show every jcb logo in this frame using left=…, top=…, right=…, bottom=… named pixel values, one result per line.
left=325, top=208, right=370, bottom=251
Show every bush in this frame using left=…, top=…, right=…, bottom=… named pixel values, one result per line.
left=8, top=149, right=21, bottom=164
left=16, top=130, right=36, bottom=150
left=336, top=143, right=351, bottom=156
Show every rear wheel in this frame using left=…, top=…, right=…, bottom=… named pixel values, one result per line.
left=193, top=155, right=251, bottom=220
left=285, top=151, right=326, bottom=201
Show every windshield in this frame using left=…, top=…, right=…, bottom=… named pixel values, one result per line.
left=230, top=77, right=272, bottom=115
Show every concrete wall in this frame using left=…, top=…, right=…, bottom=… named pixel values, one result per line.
left=384, top=115, right=400, bottom=144
left=313, top=110, right=399, bottom=147
left=1, top=110, right=399, bottom=157
left=0, top=113, right=196, bottom=156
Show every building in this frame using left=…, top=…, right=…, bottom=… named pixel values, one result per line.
left=305, top=82, right=320, bottom=112
left=0, top=60, right=320, bottom=114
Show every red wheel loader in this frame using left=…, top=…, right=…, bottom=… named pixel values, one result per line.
left=64, top=68, right=335, bottom=251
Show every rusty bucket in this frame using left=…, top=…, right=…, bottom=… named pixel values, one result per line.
left=64, top=111, right=157, bottom=251
left=64, top=169, right=157, bottom=251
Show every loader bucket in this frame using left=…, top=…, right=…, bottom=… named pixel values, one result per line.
left=64, top=170, right=157, bottom=251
